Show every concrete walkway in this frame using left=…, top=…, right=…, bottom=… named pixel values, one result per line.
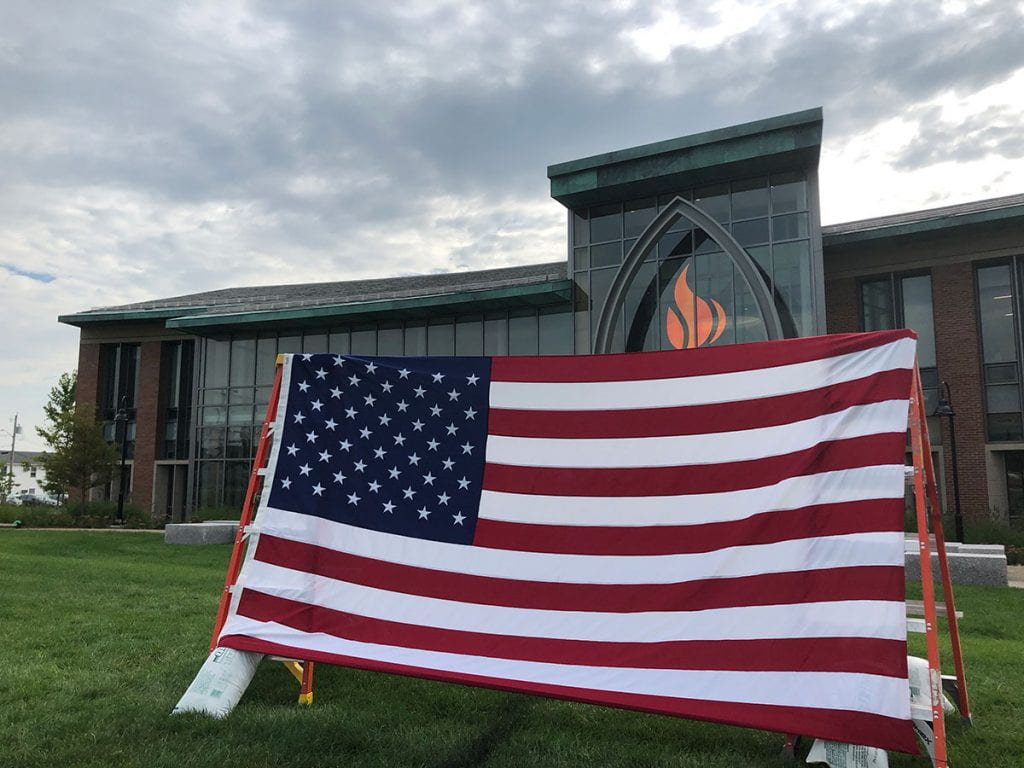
left=1009, top=565, right=1024, bottom=589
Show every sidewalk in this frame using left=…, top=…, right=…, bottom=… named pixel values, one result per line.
left=1010, top=565, right=1024, bottom=589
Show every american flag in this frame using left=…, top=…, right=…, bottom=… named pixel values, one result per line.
left=217, top=330, right=918, bottom=753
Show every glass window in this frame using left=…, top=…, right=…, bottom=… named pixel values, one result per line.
left=484, top=314, right=508, bottom=356
left=539, top=308, right=573, bottom=354
left=695, top=251, right=736, bottom=347
left=590, top=203, right=622, bottom=243
left=901, top=275, right=936, bottom=368
left=731, top=178, right=769, bottom=220
left=573, top=209, right=589, bottom=246
left=509, top=311, right=539, bottom=356
left=770, top=172, right=807, bottom=213
left=255, top=335, right=277, bottom=386
left=377, top=326, right=403, bottom=355
left=659, top=230, right=692, bottom=261
left=277, top=335, right=301, bottom=355
left=574, top=272, right=590, bottom=354
left=351, top=327, right=376, bottom=355
left=573, top=247, right=589, bottom=271
left=226, top=426, right=254, bottom=459
left=624, top=260, right=659, bottom=352
left=772, top=241, right=812, bottom=337
left=861, top=279, right=894, bottom=332
left=196, top=462, right=224, bottom=510
left=694, top=184, right=730, bottom=223
left=204, top=339, right=229, bottom=388
left=229, top=338, right=256, bottom=387
left=772, top=213, right=809, bottom=241
left=201, top=406, right=226, bottom=426
left=978, top=265, right=1016, bottom=363
left=590, top=242, right=621, bottom=268
left=224, top=462, right=251, bottom=512
left=731, top=218, right=769, bottom=247
left=624, top=198, right=657, bottom=238
left=427, top=321, right=454, bottom=355
left=455, top=317, right=483, bottom=356
left=329, top=328, right=350, bottom=354
left=199, top=428, right=225, bottom=459
left=1005, top=452, right=1024, bottom=527
left=404, top=323, right=427, bottom=355
left=302, top=332, right=327, bottom=354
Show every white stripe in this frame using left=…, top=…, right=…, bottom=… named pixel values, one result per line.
left=220, top=616, right=911, bottom=719
left=489, top=337, right=915, bottom=411
left=237, top=560, right=907, bottom=642
left=478, top=466, right=906, bottom=527
left=484, top=400, right=908, bottom=468
left=250, top=508, right=904, bottom=584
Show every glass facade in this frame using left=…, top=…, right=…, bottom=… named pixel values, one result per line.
left=192, top=308, right=572, bottom=512
left=570, top=172, right=814, bottom=353
left=977, top=262, right=1023, bottom=441
left=159, top=341, right=194, bottom=459
left=859, top=272, right=940, bottom=444
left=98, top=343, right=139, bottom=458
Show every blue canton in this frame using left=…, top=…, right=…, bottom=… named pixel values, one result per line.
left=266, top=354, right=490, bottom=545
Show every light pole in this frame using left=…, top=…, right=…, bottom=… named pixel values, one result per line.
left=934, top=381, right=964, bottom=543
left=114, top=397, right=129, bottom=525
left=2, top=414, right=20, bottom=503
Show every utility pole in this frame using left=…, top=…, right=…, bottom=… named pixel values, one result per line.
left=5, top=413, right=18, bottom=502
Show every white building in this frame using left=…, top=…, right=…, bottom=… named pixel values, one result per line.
left=1, top=451, right=57, bottom=504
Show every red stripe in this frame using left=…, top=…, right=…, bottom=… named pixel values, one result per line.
left=218, top=634, right=918, bottom=754
left=482, top=433, right=905, bottom=496
left=491, top=330, right=915, bottom=383
left=473, top=499, right=904, bottom=555
left=487, top=369, right=911, bottom=438
left=235, top=589, right=907, bottom=677
left=254, top=535, right=905, bottom=613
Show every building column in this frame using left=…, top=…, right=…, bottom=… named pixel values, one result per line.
left=931, top=262, right=989, bottom=522
left=133, top=340, right=163, bottom=519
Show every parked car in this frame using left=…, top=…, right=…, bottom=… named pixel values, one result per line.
left=10, top=494, right=58, bottom=507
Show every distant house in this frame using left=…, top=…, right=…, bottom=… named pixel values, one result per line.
left=1, top=451, right=57, bottom=504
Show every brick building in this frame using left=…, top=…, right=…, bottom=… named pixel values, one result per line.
left=59, top=109, right=1024, bottom=528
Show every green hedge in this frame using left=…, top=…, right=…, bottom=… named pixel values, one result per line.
left=0, top=502, right=156, bottom=529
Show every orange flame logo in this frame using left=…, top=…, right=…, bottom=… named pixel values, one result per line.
left=666, top=262, right=727, bottom=349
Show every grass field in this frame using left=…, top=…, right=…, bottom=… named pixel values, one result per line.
left=1, top=531, right=1022, bottom=768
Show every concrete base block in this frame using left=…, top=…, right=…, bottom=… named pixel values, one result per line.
left=165, top=521, right=238, bottom=545
left=904, top=544, right=1008, bottom=587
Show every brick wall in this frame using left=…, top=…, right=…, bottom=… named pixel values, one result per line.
left=824, top=277, right=859, bottom=334
left=76, top=337, right=101, bottom=410
left=133, top=340, right=164, bottom=518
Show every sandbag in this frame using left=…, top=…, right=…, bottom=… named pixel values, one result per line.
left=172, top=646, right=263, bottom=718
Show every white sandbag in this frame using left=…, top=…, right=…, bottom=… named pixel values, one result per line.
left=172, top=646, right=264, bottom=718
left=806, top=739, right=888, bottom=768
left=907, top=656, right=956, bottom=714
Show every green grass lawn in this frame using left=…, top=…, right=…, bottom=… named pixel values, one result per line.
left=1, top=531, right=1021, bottom=768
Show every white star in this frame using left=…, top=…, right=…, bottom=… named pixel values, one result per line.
left=411, top=419, right=425, bottom=432
left=333, top=355, right=345, bottom=367
left=457, top=477, right=471, bottom=490
left=315, top=368, right=328, bottom=380
left=466, top=374, right=479, bottom=385
left=318, top=450, right=332, bottom=463
left=380, top=381, right=393, bottom=393
left=418, top=506, right=431, bottom=520
left=461, top=442, right=474, bottom=455
left=398, top=368, right=411, bottom=379
left=432, top=372, right=445, bottom=383
left=297, top=380, right=310, bottom=393
left=403, top=487, right=416, bottom=500
left=310, top=399, right=324, bottom=412
left=388, top=466, right=401, bottom=479
left=365, top=361, right=378, bottom=374
left=338, top=439, right=352, bottom=452
left=324, top=418, right=338, bottom=431
left=447, top=388, right=461, bottom=402
left=396, top=400, right=409, bottom=413
left=429, top=404, right=442, bottom=417
left=333, top=470, right=347, bottom=485
left=368, top=480, right=381, bottom=493
left=438, top=492, right=451, bottom=506
left=445, top=423, right=458, bottom=436
left=293, top=412, right=306, bottom=424
left=393, top=433, right=407, bottom=446
left=301, top=353, right=313, bottom=361
left=422, top=472, right=436, bottom=486
left=299, top=463, right=312, bottom=476
left=305, top=430, right=318, bottom=443
left=286, top=444, right=299, bottom=456
left=348, top=374, right=361, bottom=387
left=378, top=413, right=392, bottom=426
left=426, top=438, right=440, bottom=451
left=312, top=483, right=325, bottom=496
left=408, top=452, right=421, bottom=466
left=452, top=511, right=466, bottom=525
left=363, top=393, right=377, bottom=407
left=359, top=426, right=373, bottom=439
left=329, top=387, right=343, bottom=399
left=383, top=500, right=396, bottom=513
left=347, top=492, right=361, bottom=505
left=413, top=386, right=426, bottom=398
left=464, top=407, right=477, bottom=420
left=280, top=477, right=292, bottom=489
left=373, top=446, right=387, bottom=460
left=345, top=407, right=358, bottom=419
left=353, top=460, right=367, bottom=472
left=442, top=458, right=455, bottom=471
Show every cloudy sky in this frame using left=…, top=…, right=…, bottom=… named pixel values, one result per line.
left=2, top=0, right=1023, bottom=450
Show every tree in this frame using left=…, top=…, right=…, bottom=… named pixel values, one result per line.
left=36, top=372, right=118, bottom=513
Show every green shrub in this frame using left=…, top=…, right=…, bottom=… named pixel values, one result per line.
left=190, top=506, right=242, bottom=522
left=0, top=501, right=157, bottom=529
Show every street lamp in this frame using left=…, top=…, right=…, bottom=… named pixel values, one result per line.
left=934, top=381, right=964, bottom=543
left=114, top=397, right=130, bottom=526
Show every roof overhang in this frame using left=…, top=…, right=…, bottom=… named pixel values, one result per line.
left=823, top=202, right=1024, bottom=248
left=548, top=108, right=823, bottom=209
left=57, top=306, right=208, bottom=328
